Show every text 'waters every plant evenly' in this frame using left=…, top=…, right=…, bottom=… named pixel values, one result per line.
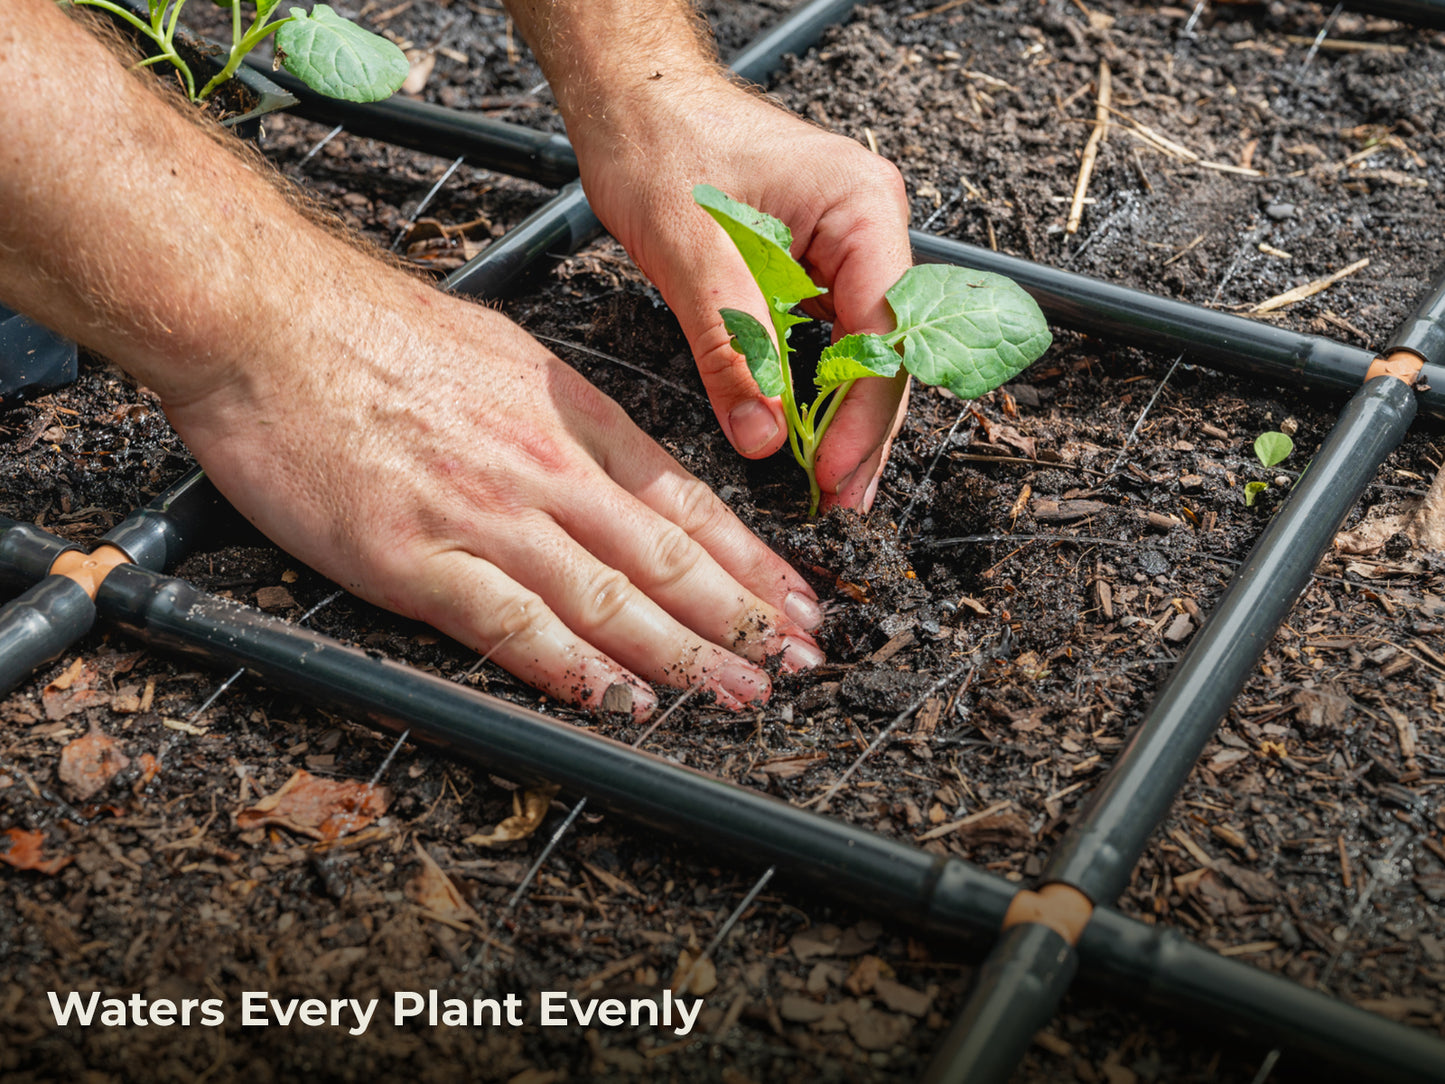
left=694, top=185, right=1052, bottom=514
left=65, top=0, right=408, bottom=103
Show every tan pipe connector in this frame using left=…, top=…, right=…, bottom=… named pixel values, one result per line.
left=49, top=544, right=134, bottom=598
left=1365, top=349, right=1426, bottom=386
left=1001, top=882, right=1095, bottom=946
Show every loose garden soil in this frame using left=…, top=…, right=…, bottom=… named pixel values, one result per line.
left=3, top=1, right=1444, bottom=1081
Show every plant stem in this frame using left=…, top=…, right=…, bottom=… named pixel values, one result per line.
left=71, top=0, right=197, bottom=98
left=197, top=17, right=289, bottom=100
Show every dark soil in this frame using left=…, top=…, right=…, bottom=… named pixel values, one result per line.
left=4, top=2, right=1444, bottom=1082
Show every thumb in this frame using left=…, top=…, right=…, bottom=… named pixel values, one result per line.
left=652, top=225, right=791, bottom=460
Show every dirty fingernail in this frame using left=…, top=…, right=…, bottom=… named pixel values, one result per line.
left=784, top=591, right=824, bottom=630
left=729, top=400, right=780, bottom=455
left=779, top=635, right=825, bottom=673
left=714, top=658, right=772, bottom=705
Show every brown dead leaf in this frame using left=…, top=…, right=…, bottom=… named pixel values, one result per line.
left=844, top=954, right=890, bottom=995
left=235, top=769, right=391, bottom=841
left=0, top=827, right=72, bottom=874
left=408, top=840, right=478, bottom=924
left=669, top=948, right=718, bottom=996
left=464, top=784, right=559, bottom=847
left=42, top=658, right=107, bottom=720
left=972, top=410, right=1038, bottom=459
left=1335, top=510, right=1413, bottom=555
left=58, top=729, right=130, bottom=801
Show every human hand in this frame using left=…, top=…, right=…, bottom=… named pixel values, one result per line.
left=164, top=268, right=825, bottom=719
left=569, top=75, right=913, bottom=512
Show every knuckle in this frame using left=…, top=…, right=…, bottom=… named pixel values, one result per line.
left=493, top=592, right=553, bottom=647
left=644, top=522, right=700, bottom=594
left=576, top=566, right=635, bottom=632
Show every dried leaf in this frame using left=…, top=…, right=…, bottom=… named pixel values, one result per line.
left=669, top=949, right=718, bottom=995
left=58, top=730, right=130, bottom=801
left=464, top=784, right=558, bottom=847
left=408, top=840, right=477, bottom=923
left=757, top=751, right=828, bottom=779
left=0, top=827, right=71, bottom=874
left=42, top=658, right=107, bottom=720
left=236, top=769, right=391, bottom=841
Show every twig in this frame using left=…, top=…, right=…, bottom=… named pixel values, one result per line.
left=533, top=334, right=704, bottom=402
left=1250, top=258, right=1369, bottom=315
left=391, top=155, right=467, bottom=251
left=808, top=660, right=974, bottom=810
left=1110, top=354, right=1183, bottom=474
left=674, top=866, right=775, bottom=995
left=1067, top=60, right=1111, bottom=235
left=897, top=408, right=972, bottom=536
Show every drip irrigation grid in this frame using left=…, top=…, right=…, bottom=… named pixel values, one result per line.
left=4, top=0, right=1445, bottom=1080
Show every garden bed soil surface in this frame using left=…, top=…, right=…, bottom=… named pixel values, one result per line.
left=4, top=1, right=1445, bottom=1081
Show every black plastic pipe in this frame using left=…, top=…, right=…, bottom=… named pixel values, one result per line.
left=249, top=66, right=581, bottom=188
left=921, top=923, right=1077, bottom=1084
left=0, top=576, right=97, bottom=697
left=1048, top=375, right=1416, bottom=900
left=911, top=231, right=1445, bottom=422
left=0, top=517, right=77, bottom=592
left=94, top=560, right=1018, bottom=935
left=100, top=466, right=245, bottom=570
left=1386, top=261, right=1445, bottom=363
left=1345, top=0, right=1445, bottom=28
left=76, top=557, right=1445, bottom=1081
left=1081, top=910, right=1445, bottom=1084
left=927, top=374, right=1419, bottom=1084
left=442, top=180, right=602, bottom=298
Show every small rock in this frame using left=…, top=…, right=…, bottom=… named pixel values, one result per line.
left=779, top=994, right=827, bottom=1023
left=1265, top=201, right=1296, bottom=220
left=1179, top=473, right=1205, bottom=492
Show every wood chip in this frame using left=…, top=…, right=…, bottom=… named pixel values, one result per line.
left=1067, top=60, right=1110, bottom=234
left=1251, top=257, right=1370, bottom=314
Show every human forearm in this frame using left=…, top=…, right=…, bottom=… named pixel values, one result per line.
left=0, top=0, right=378, bottom=409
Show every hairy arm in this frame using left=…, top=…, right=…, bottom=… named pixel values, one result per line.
left=0, top=0, right=825, bottom=715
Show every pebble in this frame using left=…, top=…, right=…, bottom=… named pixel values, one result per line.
left=1265, top=201, right=1296, bottom=220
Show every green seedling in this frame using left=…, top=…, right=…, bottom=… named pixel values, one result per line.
left=66, top=1, right=408, bottom=103
left=1245, top=430, right=1295, bottom=506
left=694, top=185, right=1052, bottom=515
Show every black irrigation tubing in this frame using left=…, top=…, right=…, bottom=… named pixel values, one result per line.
left=924, top=373, right=1421, bottom=1084
left=924, top=248, right=1445, bottom=1082
left=0, top=467, right=231, bottom=697
left=909, top=232, right=1445, bottom=422
left=0, top=530, right=1430, bottom=1081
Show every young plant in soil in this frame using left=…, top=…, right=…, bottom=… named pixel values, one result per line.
left=66, top=0, right=408, bottom=103
left=694, top=185, right=1052, bottom=514
left=1246, top=429, right=1294, bottom=506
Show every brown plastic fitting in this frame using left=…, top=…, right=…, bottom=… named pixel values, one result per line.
left=1365, top=349, right=1426, bottom=386
left=1001, top=882, right=1094, bottom=946
left=49, top=544, right=133, bottom=598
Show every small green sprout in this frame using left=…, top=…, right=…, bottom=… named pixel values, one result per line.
left=1245, top=430, right=1294, bottom=507
left=66, top=1, right=408, bottom=103
left=693, top=185, right=1052, bottom=514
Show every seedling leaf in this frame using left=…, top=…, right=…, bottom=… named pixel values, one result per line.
left=886, top=265, right=1051, bottom=400
left=1244, top=480, right=1270, bottom=507
left=276, top=5, right=409, bottom=103
left=692, top=185, right=823, bottom=311
left=815, top=333, right=902, bottom=392
left=1254, top=431, right=1294, bottom=468
left=721, top=309, right=784, bottom=398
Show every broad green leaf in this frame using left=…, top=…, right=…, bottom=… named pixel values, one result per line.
left=1244, top=480, right=1270, bottom=507
left=886, top=265, right=1051, bottom=400
left=815, top=333, right=901, bottom=393
left=693, top=185, right=823, bottom=312
left=1253, top=431, right=1294, bottom=468
left=720, top=309, right=784, bottom=398
left=276, top=5, right=408, bottom=103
